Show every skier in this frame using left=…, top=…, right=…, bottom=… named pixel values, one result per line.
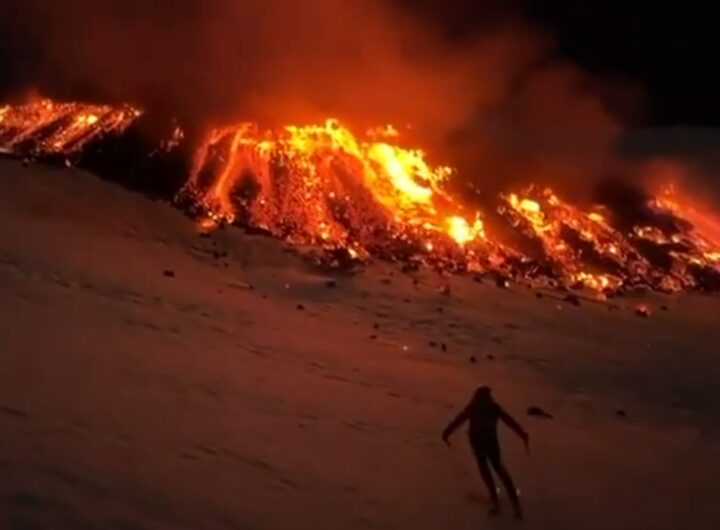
left=442, top=386, right=529, bottom=518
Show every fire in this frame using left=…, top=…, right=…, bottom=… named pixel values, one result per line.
left=2, top=95, right=720, bottom=295
left=588, top=212, right=605, bottom=223
left=447, top=216, right=485, bottom=246
left=0, top=96, right=140, bottom=155
left=181, top=118, right=481, bottom=250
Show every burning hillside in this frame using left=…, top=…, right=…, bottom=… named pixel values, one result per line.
left=2, top=95, right=720, bottom=294
left=0, top=96, right=140, bottom=155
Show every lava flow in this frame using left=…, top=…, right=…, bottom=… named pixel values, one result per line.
left=2, top=95, right=720, bottom=295
left=0, top=96, right=140, bottom=155
left=179, top=119, right=486, bottom=255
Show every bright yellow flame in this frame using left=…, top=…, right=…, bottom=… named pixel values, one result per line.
left=367, top=143, right=434, bottom=204
left=573, top=272, right=621, bottom=291
left=447, top=216, right=472, bottom=245
left=519, top=199, right=541, bottom=213
left=446, top=216, right=485, bottom=245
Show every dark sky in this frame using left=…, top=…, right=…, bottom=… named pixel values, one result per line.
left=524, top=1, right=719, bottom=127
left=404, top=0, right=720, bottom=127
left=1, top=0, right=717, bottom=127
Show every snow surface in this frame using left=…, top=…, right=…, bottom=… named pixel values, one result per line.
left=1, top=158, right=719, bottom=529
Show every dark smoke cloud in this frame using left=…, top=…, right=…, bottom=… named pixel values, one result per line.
left=1, top=0, right=632, bottom=194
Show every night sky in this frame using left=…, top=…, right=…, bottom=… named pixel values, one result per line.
left=527, top=1, right=719, bottom=127
left=408, top=0, right=720, bottom=127
left=1, top=0, right=717, bottom=127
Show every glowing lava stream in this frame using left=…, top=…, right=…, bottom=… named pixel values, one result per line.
left=0, top=96, right=140, bottom=154
left=182, top=118, right=486, bottom=250
left=2, top=95, right=720, bottom=294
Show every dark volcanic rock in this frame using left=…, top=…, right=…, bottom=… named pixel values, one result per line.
left=527, top=406, right=553, bottom=419
left=495, top=277, right=510, bottom=289
left=401, top=262, right=420, bottom=274
left=563, top=294, right=581, bottom=306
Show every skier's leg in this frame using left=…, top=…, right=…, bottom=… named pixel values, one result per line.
left=488, top=442, right=523, bottom=518
left=471, top=440, right=499, bottom=512
left=477, top=458, right=498, bottom=504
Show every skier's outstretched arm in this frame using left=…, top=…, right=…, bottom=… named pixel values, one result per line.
left=442, top=406, right=470, bottom=445
left=499, top=408, right=529, bottom=448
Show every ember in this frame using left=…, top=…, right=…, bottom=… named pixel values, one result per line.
left=2, top=95, right=720, bottom=295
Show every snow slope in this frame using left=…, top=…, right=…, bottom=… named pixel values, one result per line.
left=1, top=158, right=719, bottom=529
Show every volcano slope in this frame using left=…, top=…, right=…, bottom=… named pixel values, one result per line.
left=0, top=158, right=719, bottom=530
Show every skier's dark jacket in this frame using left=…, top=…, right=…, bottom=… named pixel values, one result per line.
left=442, top=388, right=527, bottom=445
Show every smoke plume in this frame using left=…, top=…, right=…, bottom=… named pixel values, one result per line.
left=1, top=0, right=631, bottom=194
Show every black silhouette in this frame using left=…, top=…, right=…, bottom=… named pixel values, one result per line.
left=442, top=386, right=529, bottom=518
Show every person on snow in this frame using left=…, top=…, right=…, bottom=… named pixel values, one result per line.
left=442, top=386, right=529, bottom=518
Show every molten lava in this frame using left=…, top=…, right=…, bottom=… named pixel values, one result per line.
left=0, top=96, right=140, bottom=155
left=2, top=95, right=720, bottom=294
left=180, top=119, right=485, bottom=254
